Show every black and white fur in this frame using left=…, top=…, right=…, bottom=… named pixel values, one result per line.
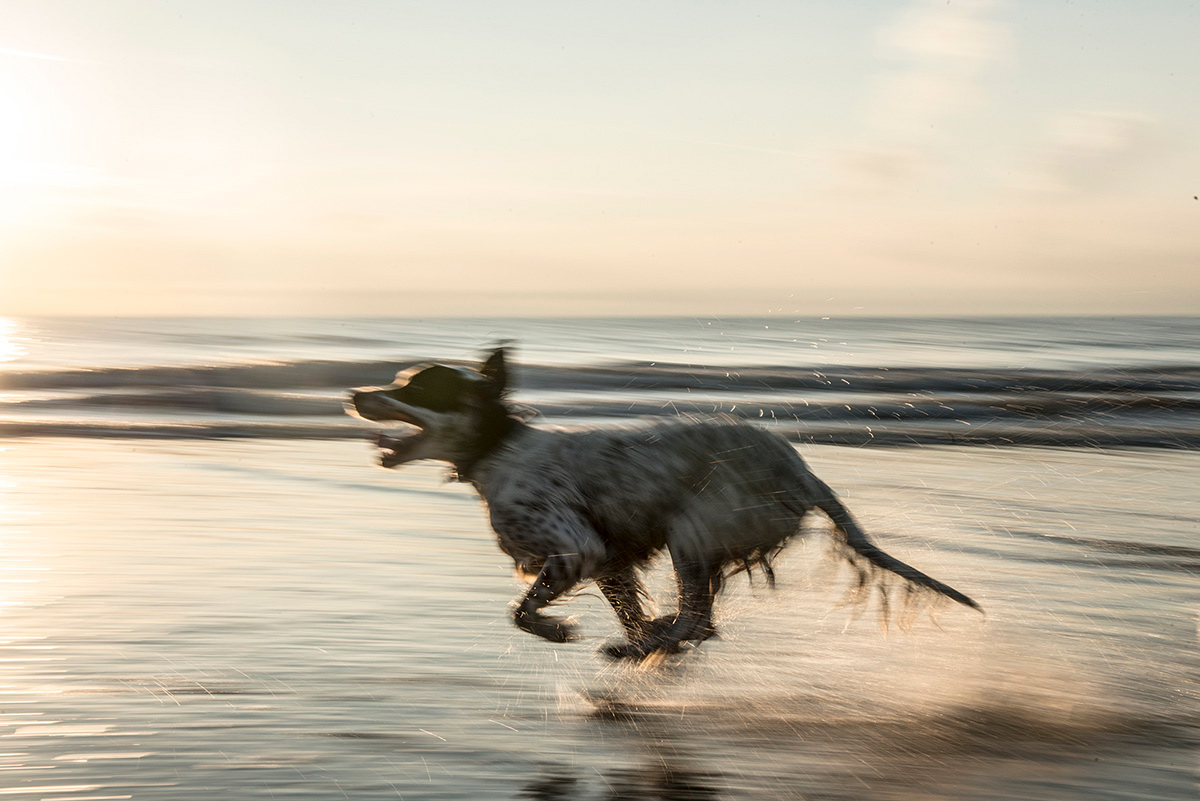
left=348, top=348, right=981, bottom=661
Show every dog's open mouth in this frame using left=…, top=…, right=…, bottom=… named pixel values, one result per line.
left=348, top=391, right=432, bottom=467
left=349, top=401, right=424, bottom=467
left=367, top=404, right=428, bottom=467
left=375, top=424, right=423, bottom=468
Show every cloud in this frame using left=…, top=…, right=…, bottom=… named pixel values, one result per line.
left=837, top=0, right=1009, bottom=191
left=835, top=146, right=926, bottom=188
left=877, top=0, right=1008, bottom=63
left=1012, top=111, right=1166, bottom=193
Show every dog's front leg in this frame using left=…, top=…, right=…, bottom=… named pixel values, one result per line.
left=494, top=508, right=604, bottom=644
left=513, top=554, right=583, bottom=643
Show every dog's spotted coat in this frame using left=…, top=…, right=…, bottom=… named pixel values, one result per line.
left=349, top=349, right=980, bottom=660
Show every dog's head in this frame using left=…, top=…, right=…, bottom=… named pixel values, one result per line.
left=347, top=348, right=513, bottom=470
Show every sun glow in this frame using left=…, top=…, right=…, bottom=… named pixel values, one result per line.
left=0, top=77, right=49, bottom=229
left=0, top=43, right=97, bottom=239
left=0, top=318, right=25, bottom=363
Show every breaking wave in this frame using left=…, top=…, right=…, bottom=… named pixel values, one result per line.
left=3, top=358, right=1199, bottom=448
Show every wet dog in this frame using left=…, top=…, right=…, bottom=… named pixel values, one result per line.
left=347, top=348, right=980, bottom=660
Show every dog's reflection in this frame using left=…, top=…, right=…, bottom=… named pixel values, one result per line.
left=519, top=761, right=720, bottom=801
left=519, top=696, right=721, bottom=801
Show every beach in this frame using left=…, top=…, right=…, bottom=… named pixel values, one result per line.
left=0, top=316, right=1197, bottom=799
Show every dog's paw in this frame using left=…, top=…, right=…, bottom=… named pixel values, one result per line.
left=542, top=619, right=579, bottom=643
left=599, top=637, right=683, bottom=662
left=643, top=616, right=718, bottom=643
left=644, top=616, right=677, bottom=637
left=600, top=640, right=647, bottom=661
left=515, top=611, right=579, bottom=644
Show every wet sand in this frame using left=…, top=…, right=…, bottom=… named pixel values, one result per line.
left=0, top=438, right=1196, bottom=799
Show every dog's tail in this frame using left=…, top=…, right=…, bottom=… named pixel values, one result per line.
left=799, top=479, right=982, bottom=617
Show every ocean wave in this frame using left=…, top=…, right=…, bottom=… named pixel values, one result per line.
left=0, top=359, right=407, bottom=391
left=1, top=416, right=1197, bottom=450
left=7, top=384, right=1200, bottom=423
left=0, top=420, right=356, bottom=440
left=7, top=388, right=338, bottom=416
left=2, top=357, right=1198, bottom=449
left=4, top=357, right=1200, bottom=392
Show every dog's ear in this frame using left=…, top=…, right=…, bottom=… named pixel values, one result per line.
left=479, top=347, right=509, bottom=398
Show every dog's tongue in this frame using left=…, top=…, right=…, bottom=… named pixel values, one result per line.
left=376, top=431, right=406, bottom=449
left=376, top=430, right=419, bottom=468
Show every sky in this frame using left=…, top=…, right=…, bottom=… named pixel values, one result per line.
left=0, top=0, right=1196, bottom=316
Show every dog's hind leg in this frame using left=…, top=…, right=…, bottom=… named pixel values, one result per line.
left=661, top=552, right=722, bottom=646
left=596, top=568, right=653, bottom=658
left=609, top=538, right=722, bottom=661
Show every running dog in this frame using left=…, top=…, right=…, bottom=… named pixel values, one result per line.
left=347, top=348, right=981, bottom=660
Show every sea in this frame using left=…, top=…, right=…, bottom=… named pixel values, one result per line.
left=0, top=315, right=1196, bottom=800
